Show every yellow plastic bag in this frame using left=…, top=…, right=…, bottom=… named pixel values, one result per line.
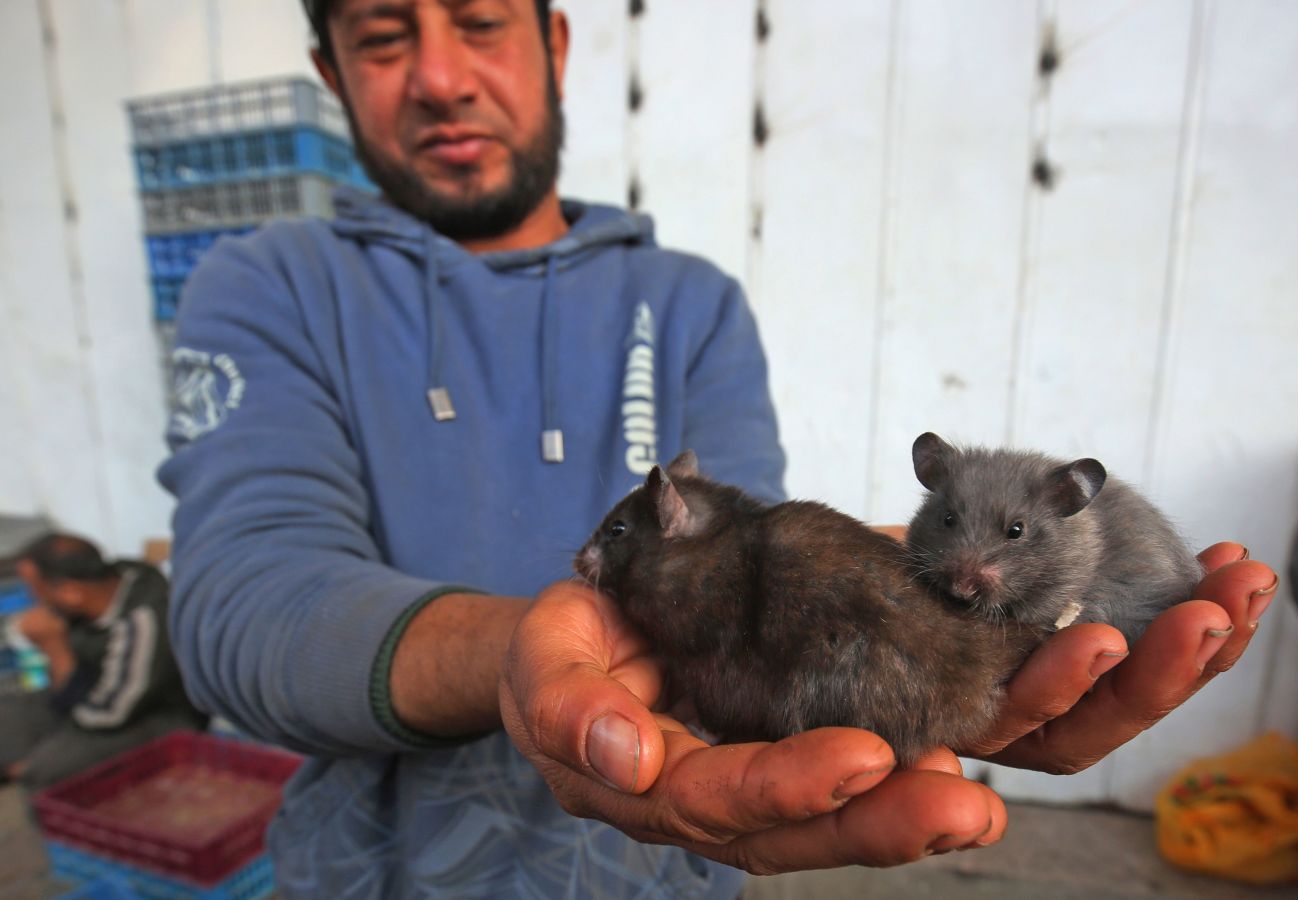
left=1156, top=731, right=1298, bottom=884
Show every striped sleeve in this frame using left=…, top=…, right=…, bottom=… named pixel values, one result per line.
left=71, top=606, right=159, bottom=730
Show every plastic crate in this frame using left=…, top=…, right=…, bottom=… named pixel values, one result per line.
left=127, top=76, right=348, bottom=144
left=151, top=277, right=185, bottom=322
left=34, top=731, right=301, bottom=887
left=0, top=583, right=32, bottom=616
left=145, top=229, right=251, bottom=280
left=48, top=841, right=274, bottom=900
left=141, top=174, right=338, bottom=234
left=56, top=872, right=140, bottom=900
left=134, top=125, right=372, bottom=192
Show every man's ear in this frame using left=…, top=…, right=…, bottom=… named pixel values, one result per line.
left=548, top=9, right=570, bottom=100
left=311, top=49, right=342, bottom=99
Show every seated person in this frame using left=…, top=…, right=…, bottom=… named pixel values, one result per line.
left=0, top=533, right=205, bottom=792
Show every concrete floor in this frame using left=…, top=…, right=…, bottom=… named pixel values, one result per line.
left=1, top=781, right=1291, bottom=899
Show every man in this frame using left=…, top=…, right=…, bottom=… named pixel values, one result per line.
left=157, top=0, right=1277, bottom=896
left=0, top=534, right=204, bottom=791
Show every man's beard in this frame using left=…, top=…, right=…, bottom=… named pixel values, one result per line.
left=342, top=78, right=565, bottom=242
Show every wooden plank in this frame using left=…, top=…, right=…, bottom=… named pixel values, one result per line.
left=0, top=0, right=111, bottom=540
left=1108, top=0, right=1298, bottom=806
left=215, top=0, right=318, bottom=82
left=556, top=0, right=629, bottom=207
left=45, top=0, right=176, bottom=554
left=988, top=0, right=1202, bottom=809
left=121, top=1, right=214, bottom=95
left=752, top=0, right=892, bottom=511
left=866, top=0, right=1039, bottom=526
left=633, top=0, right=756, bottom=285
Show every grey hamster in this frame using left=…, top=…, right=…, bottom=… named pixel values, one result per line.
left=905, top=432, right=1203, bottom=645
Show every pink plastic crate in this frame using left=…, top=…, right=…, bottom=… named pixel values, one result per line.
left=34, top=731, right=301, bottom=886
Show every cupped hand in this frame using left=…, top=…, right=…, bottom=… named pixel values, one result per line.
left=963, top=542, right=1276, bottom=771
left=500, top=580, right=1007, bottom=874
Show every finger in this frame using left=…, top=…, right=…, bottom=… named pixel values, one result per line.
left=705, top=772, right=1005, bottom=874
left=985, top=599, right=1231, bottom=772
left=963, top=622, right=1126, bottom=757
left=648, top=727, right=897, bottom=844
left=909, top=746, right=964, bottom=776
left=1189, top=559, right=1278, bottom=681
left=502, top=585, right=669, bottom=794
left=1197, top=541, right=1248, bottom=574
left=871, top=524, right=908, bottom=542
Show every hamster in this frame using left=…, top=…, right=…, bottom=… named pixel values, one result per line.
left=905, top=432, right=1203, bottom=646
left=574, top=451, right=1042, bottom=766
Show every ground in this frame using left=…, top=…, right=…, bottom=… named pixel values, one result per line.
left=0, top=782, right=1289, bottom=899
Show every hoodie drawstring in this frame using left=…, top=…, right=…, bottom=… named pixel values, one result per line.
left=540, top=255, right=564, bottom=463
left=424, top=236, right=564, bottom=464
left=424, top=232, right=456, bottom=421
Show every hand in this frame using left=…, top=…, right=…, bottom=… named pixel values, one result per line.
left=17, top=605, right=69, bottom=649
left=500, top=580, right=1007, bottom=874
left=961, top=542, right=1276, bottom=771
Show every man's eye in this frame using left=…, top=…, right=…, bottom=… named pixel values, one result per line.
left=357, top=30, right=407, bottom=50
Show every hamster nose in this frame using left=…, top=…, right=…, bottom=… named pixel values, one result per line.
left=574, top=547, right=602, bottom=582
left=950, top=564, right=1000, bottom=601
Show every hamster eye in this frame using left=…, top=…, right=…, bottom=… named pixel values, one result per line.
left=943, top=512, right=957, bottom=528
left=606, top=520, right=627, bottom=538
left=1006, top=522, right=1024, bottom=540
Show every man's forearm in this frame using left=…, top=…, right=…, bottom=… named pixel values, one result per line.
left=389, top=592, right=532, bottom=737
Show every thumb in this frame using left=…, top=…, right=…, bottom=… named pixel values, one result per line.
left=501, top=583, right=668, bottom=794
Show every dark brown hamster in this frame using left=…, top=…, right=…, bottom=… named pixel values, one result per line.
left=905, top=432, right=1203, bottom=646
left=574, top=451, right=1042, bottom=766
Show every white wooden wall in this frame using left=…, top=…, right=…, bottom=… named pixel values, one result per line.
left=0, top=0, right=1294, bottom=810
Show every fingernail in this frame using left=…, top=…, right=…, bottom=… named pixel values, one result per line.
left=587, top=713, right=640, bottom=793
left=1089, top=651, right=1127, bottom=680
left=1197, top=626, right=1233, bottom=670
left=1248, top=578, right=1278, bottom=626
left=833, top=766, right=893, bottom=801
left=1238, top=546, right=1251, bottom=560
left=926, top=833, right=965, bottom=855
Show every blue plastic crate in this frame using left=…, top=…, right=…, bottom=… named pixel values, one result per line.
left=151, top=277, right=185, bottom=322
left=0, top=584, right=32, bottom=616
left=145, top=229, right=250, bottom=280
left=58, top=875, right=140, bottom=899
left=47, top=842, right=275, bottom=900
left=134, top=125, right=372, bottom=192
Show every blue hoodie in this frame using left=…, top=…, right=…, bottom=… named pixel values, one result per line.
left=158, top=189, right=785, bottom=898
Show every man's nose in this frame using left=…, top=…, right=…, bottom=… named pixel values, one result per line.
left=408, top=20, right=477, bottom=110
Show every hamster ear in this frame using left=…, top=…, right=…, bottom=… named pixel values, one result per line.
left=1048, top=458, right=1107, bottom=517
left=912, top=432, right=953, bottom=491
left=646, top=465, right=694, bottom=538
left=666, top=450, right=699, bottom=479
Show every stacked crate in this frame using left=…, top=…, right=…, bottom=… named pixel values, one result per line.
left=35, top=731, right=303, bottom=899
left=129, top=76, right=374, bottom=322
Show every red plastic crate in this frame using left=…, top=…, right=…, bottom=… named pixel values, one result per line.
left=33, top=731, right=301, bottom=886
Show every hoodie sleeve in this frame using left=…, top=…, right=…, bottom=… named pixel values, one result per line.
left=157, top=230, right=459, bottom=757
left=682, top=276, right=787, bottom=504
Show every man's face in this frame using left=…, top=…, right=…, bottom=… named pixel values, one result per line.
left=318, top=0, right=568, bottom=241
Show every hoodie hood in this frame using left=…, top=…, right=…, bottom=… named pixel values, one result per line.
left=327, top=187, right=656, bottom=462
left=329, top=187, right=656, bottom=271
